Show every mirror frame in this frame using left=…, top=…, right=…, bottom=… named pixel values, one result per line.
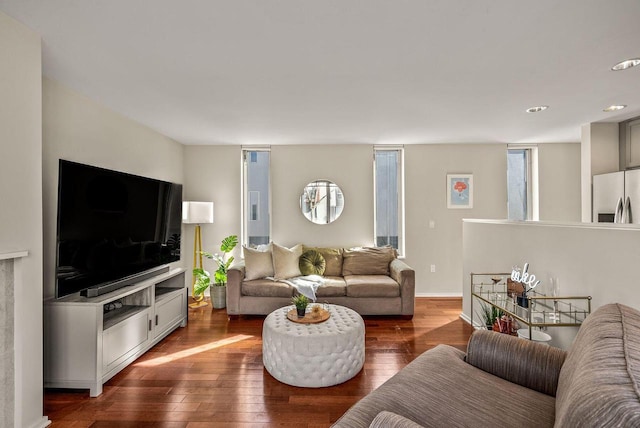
left=300, top=179, right=345, bottom=224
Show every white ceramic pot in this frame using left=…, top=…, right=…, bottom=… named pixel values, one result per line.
left=517, top=328, right=552, bottom=344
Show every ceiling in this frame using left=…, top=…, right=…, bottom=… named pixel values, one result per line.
left=1, top=0, right=640, bottom=146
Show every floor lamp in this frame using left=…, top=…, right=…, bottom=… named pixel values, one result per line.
left=182, top=201, right=214, bottom=308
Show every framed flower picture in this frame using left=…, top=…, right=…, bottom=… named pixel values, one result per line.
left=447, top=174, right=473, bottom=209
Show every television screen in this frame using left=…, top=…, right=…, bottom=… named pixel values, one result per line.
left=55, top=160, right=182, bottom=298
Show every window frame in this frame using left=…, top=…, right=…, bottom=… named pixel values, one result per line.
left=507, top=145, right=539, bottom=221
left=241, top=147, right=271, bottom=247
left=373, top=146, right=406, bottom=257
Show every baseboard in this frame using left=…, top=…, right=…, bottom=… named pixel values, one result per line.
left=27, top=416, right=51, bottom=428
left=459, top=312, right=483, bottom=329
left=415, top=292, right=463, bottom=298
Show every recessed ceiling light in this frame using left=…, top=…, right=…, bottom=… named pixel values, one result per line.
left=603, top=105, right=627, bottom=112
left=611, top=58, right=640, bottom=71
left=526, top=105, right=548, bottom=113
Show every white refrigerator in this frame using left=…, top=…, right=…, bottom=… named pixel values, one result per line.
left=593, top=169, right=640, bottom=223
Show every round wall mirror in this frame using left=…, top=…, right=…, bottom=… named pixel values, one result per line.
left=300, top=180, right=345, bottom=224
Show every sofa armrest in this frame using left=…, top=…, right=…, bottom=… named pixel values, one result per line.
left=465, top=329, right=567, bottom=396
left=390, top=259, right=415, bottom=317
left=226, top=261, right=245, bottom=315
left=369, top=411, right=425, bottom=428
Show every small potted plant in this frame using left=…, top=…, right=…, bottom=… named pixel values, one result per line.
left=292, top=294, right=309, bottom=318
left=193, top=234, right=238, bottom=309
left=479, top=302, right=503, bottom=330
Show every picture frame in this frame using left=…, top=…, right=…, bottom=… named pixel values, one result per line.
left=447, top=174, right=473, bottom=209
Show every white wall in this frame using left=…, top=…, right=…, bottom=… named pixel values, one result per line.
left=182, top=145, right=243, bottom=285
left=42, top=78, right=185, bottom=299
left=184, top=143, right=582, bottom=296
left=184, top=144, right=510, bottom=295
left=404, top=144, right=507, bottom=295
left=0, top=11, right=48, bottom=428
left=271, top=145, right=375, bottom=248
left=538, top=143, right=581, bottom=222
left=462, top=219, right=640, bottom=349
left=181, top=144, right=375, bottom=288
left=581, top=123, right=619, bottom=221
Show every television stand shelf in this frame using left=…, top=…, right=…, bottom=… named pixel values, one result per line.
left=44, top=268, right=187, bottom=397
left=103, top=305, right=148, bottom=331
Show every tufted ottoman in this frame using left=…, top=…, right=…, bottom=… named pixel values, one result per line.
left=262, top=304, right=365, bottom=387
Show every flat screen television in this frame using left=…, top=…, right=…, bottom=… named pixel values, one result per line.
left=55, top=160, right=182, bottom=298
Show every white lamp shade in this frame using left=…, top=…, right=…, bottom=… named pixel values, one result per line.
left=182, top=201, right=214, bottom=224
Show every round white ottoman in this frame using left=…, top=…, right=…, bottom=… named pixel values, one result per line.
left=262, top=304, right=365, bottom=387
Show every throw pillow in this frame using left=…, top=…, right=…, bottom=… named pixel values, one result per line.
left=342, top=246, right=397, bottom=276
left=299, top=250, right=326, bottom=276
left=272, top=243, right=303, bottom=280
left=303, top=246, right=343, bottom=276
left=243, top=244, right=274, bottom=281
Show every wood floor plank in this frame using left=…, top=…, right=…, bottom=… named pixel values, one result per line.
left=46, top=297, right=473, bottom=427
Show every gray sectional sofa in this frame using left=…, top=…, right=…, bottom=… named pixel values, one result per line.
left=226, top=245, right=415, bottom=317
left=332, top=303, right=640, bottom=428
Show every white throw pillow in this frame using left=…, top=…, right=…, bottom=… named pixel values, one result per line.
left=243, top=244, right=274, bottom=280
left=272, top=243, right=303, bottom=280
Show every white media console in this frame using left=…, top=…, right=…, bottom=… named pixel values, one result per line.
left=44, top=268, right=187, bottom=396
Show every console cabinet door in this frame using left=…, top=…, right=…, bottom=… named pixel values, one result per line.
left=103, top=309, right=151, bottom=370
left=154, top=290, right=186, bottom=339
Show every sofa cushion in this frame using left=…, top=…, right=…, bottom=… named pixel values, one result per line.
left=345, top=275, right=400, bottom=298
left=304, top=246, right=344, bottom=276
left=555, top=303, right=640, bottom=427
left=243, top=244, right=274, bottom=280
left=241, top=278, right=293, bottom=298
left=332, top=344, right=555, bottom=428
left=272, top=243, right=303, bottom=280
left=299, top=249, right=326, bottom=276
left=369, top=411, right=425, bottom=428
left=465, top=330, right=566, bottom=397
left=342, top=246, right=397, bottom=276
left=316, top=276, right=347, bottom=297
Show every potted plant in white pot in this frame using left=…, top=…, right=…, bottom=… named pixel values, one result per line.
left=193, top=234, right=238, bottom=309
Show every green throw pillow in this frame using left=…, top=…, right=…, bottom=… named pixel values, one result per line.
left=299, top=250, right=326, bottom=276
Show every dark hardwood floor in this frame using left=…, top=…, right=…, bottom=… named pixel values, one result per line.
left=45, top=298, right=474, bottom=427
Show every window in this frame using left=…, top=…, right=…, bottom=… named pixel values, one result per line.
left=242, top=148, right=270, bottom=246
left=374, top=147, right=405, bottom=256
left=507, top=147, right=538, bottom=221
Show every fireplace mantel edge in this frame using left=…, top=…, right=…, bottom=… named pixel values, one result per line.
left=0, top=250, right=28, bottom=261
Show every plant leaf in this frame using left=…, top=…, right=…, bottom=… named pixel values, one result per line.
left=193, top=268, right=210, bottom=277
left=220, top=235, right=238, bottom=253
left=201, top=251, right=214, bottom=259
left=194, top=278, right=210, bottom=295
left=225, top=256, right=235, bottom=269
left=213, top=270, right=226, bottom=285
left=193, top=269, right=211, bottom=295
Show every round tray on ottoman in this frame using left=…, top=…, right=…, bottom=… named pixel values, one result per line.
left=262, top=304, right=365, bottom=387
left=286, top=307, right=330, bottom=324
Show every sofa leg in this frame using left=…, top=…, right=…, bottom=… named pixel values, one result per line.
left=228, top=314, right=240, bottom=321
left=400, top=315, right=414, bottom=320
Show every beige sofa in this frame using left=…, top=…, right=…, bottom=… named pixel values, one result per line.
left=333, top=303, right=640, bottom=428
left=226, top=245, right=415, bottom=318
